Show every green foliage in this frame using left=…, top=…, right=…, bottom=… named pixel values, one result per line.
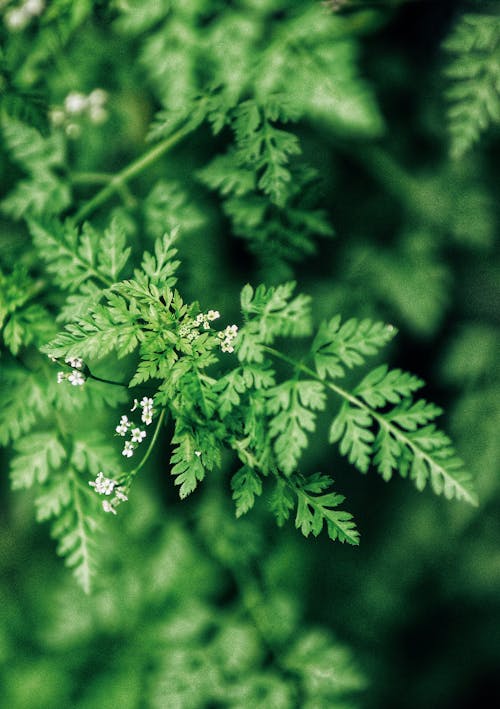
left=1, top=117, right=70, bottom=218
left=444, top=13, right=500, bottom=158
left=292, top=473, right=360, bottom=545
left=0, top=1, right=496, bottom=706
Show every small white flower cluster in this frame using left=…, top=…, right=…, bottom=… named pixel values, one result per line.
left=88, top=472, right=128, bottom=515
left=57, top=357, right=86, bottom=386
left=195, top=310, right=220, bottom=330
left=179, top=310, right=220, bottom=342
left=115, top=398, right=154, bottom=458
left=50, top=89, right=108, bottom=138
left=3, top=0, right=44, bottom=31
left=218, top=324, right=239, bottom=353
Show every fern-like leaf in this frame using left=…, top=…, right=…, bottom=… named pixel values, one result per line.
left=267, top=380, right=326, bottom=476
left=444, top=14, right=500, bottom=158
left=293, top=473, right=360, bottom=545
left=238, top=282, right=312, bottom=363
left=231, top=466, right=263, bottom=517
left=312, top=316, right=396, bottom=380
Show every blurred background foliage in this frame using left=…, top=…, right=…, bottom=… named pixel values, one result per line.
left=0, top=0, right=499, bottom=707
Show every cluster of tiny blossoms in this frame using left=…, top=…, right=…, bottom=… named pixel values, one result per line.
left=2, top=0, right=44, bottom=31
left=56, top=357, right=86, bottom=386
left=179, top=309, right=220, bottom=342
left=88, top=472, right=128, bottom=515
left=50, top=89, right=108, bottom=138
left=179, top=310, right=238, bottom=353
left=116, top=397, right=154, bottom=458
left=218, top=325, right=239, bottom=353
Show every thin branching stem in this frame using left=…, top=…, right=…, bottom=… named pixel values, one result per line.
left=73, top=122, right=197, bottom=224
left=129, top=408, right=167, bottom=480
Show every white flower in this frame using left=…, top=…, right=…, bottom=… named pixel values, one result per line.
left=122, top=441, right=134, bottom=458
left=88, top=88, right=107, bottom=107
left=131, top=427, right=146, bottom=443
left=65, top=123, right=81, bottom=139
left=65, top=356, right=83, bottom=369
left=102, top=500, right=117, bottom=515
left=194, top=450, right=202, bottom=457
left=64, top=91, right=88, bottom=115
left=218, top=324, right=238, bottom=354
left=49, top=108, right=66, bottom=127
left=57, top=372, right=66, bottom=384
left=24, top=0, right=45, bottom=16
left=115, top=415, right=130, bottom=436
left=207, top=310, right=220, bottom=321
left=89, top=472, right=116, bottom=496
left=89, top=105, right=108, bottom=125
left=114, top=488, right=128, bottom=502
left=68, top=370, right=85, bottom=386
left=140, top=397, right=153, bottom=409
left=4, top=8, right=29, bottom=30
left=142, top=410, right=153, bottom=426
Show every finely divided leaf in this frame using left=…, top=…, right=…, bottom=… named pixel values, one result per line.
left=355, top=365, right=424, bottom=408
left=329, top=403, right=374, bottom=473
left=313, top=316, right=396, bottom=380
left=269, top=478, right=295, bottom=527
left=10, top=433, right=66, bottom=489
left=267, top=380, right=326, bottom=475
left=238, top=282, right=312, bottom=362
left=293, top=473, right=359, bottom=545
left=231, top=466, right=263, bottom=517
left=137, top=228, right=181, bottom=288
left=97, top=218, right=131, bottom=281
left=170, top=426, right=206, bottom=499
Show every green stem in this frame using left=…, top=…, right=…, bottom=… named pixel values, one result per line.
left=87, top=371, right=128, bottom=388
left=70, top=172, right=115, bottom=185
left=128, top=408, right=167, bottom=480
left=73, top=121, right=196, bottom=224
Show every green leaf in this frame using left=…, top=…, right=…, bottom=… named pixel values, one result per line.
left=137, top=228, right=181, bottom=288
left=51, top=469, right=99, bottom=594
left=443, top=14, right=500, bottom=158
left=10, top=433, right=66, bottom=489
left=233, top=99, right=301, bottom=206
left=1, top=115, right=66, bottom=171
left=231, top=466, right=263, bottom=517
left=313, top=316, right=396, bottom=380
left=29, top=219, right=110, bottom=291
left=0, top=368, right=50, bottom=446
left=293, top=473, right=359, bottom=545
left=284, top=629, right=366, bottom=699
left=386, top=399, right=442, bottom=431
left=267, top=380, right=326, bottom=476
left=238, top=282, right=312, bottom=363
left=42, top=296, right=142, bottom=361
left=269, top=478, right=295, bottom=527
left=96, top=218, right=131, bottom=281
left=170, top=425, right=206, bottom=499
left=329, top=403, right=374, bottom=473
left=35, top=476, right=72, bottom=522
left=355, top=365, right=424, bottom=408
